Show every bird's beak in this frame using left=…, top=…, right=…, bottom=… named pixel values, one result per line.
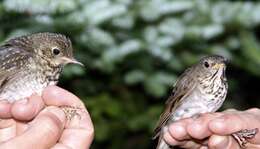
left=61, top=57, right=84, bottom=66
left=213, top=63, right=225, bottom=69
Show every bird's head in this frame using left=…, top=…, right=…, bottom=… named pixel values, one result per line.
left=196, top=55, right=228, bottom=80
left=31, top=32, right=83, bottom=67
left=9, top=32, right=83, bottom=67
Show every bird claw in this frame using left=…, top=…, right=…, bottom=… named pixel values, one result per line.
left=231, top=128, right=259, bottom=148
left=60, top=105, right=82, bottom=121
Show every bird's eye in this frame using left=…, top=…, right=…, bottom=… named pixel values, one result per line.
left=52, top=48, right=60, bottom=55
left=204, top=61, right=210, bottom=68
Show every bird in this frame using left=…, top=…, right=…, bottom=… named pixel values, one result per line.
left=153, top=55, right=258, bottom=149
left=0, top=32, right=83, bottom=119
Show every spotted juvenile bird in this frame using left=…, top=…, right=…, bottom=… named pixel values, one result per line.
left=0, top=32, right=83, bottom=118
left=153, top=55, right=258, bottom=149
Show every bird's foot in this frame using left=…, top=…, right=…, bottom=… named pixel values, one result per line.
left=231, top=128, right=259, bottom=148
left=60, top=105, right=82, bottom=121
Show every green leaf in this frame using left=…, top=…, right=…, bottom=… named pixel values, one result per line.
left=124, top=70, right=146, bottom=84
left=4, top=0, right=79, bottom=14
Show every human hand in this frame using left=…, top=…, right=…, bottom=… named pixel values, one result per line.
left=0, top=86, right=94, bottom=149
left=163, top=109, right=260, bottom=149
left=0, top=93, right=45, bottom=120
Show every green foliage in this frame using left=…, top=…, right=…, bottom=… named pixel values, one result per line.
left=1, top=0, right=260, bottom=148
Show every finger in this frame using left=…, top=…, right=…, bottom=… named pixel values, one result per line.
left=0, top=100, right=12, bottom=118
left=187, top=113, right=223, bottom=140
left=42, top=86, right=84, bottom=107
left=58, top=108, right=94, bottom=149
left=163, top=131, right=183, bottom=146
left=51, top=144, right=71, bottom=149
left=168, top=118, right=193, bottom=140
left=163, top=131, right=202, bottom=148
left=0, top=119, right=16, bottom=142
left=0, top=107, right=66, bottom=149
left=208, top=135, right=240, bottom=149
left=209, top=112, right=260, bottom=144
left=43, top=86, right=93, bottom=148
left=11, top=94, right=44, bottom=121
left=16, top=121, right=28, bottom=136
left=246, top=108, right=260, bottom=116
left=179, top=141, right=205, bottom=149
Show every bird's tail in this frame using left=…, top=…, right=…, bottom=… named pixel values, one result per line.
left=156, top=135, right=172, bottom=149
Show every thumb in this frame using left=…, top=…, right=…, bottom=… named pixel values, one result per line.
left=208, top=135, right=240, bottom=149
left=0, top=106, right=66, bottom=149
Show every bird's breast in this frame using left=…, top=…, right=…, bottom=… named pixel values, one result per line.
left=169, top=78, right=227, bottom=122
left=0, top=67, right=61, bottom=103
left=198, top=76, right=228, bottom=112
left=170, top=90, right=211, bottom=122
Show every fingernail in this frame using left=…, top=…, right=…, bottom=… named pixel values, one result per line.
left=16, top=99, right=28, bottom=105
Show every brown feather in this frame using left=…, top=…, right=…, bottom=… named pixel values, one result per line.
left=0, top=46, right=32, bottom=94
left=153, top=67, right=197, bottom=139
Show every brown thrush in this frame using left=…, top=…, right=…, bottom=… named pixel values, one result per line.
left=153, top=55, right=258, bottom=149
left=0, top=32, right=83, bottom=119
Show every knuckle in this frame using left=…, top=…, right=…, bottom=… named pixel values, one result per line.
left=168, top=124, right=186, bottom=139
left=223, top=113, right=247, bottom=129
left=246, top=108, right=260, bottom=113
left=187, top=125, right=205, bottom=140
left=163, top=132, right=176, bottom=145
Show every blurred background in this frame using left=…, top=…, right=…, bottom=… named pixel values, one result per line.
left=0, top=0, right=260, bottom=148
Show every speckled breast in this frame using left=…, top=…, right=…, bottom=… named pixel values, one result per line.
left=0, top=68, right=61, bottom=103
left=170, top=70, right=227, bottom=122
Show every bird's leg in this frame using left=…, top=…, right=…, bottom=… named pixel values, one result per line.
left=231, top=128, right=259, bottom=148
left=60, top=105, right=82, bottom=121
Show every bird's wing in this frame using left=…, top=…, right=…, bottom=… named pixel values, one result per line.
left=165, top=67, right=194, bottom=104
left=0, top=45, right=32, bottom=90
left=153, top=67, right=197, bottom=139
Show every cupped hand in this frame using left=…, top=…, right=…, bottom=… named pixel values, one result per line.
left=42, top=86, right=94, bottom=149
left=0, top=106, right=66, bottom=149
left=163, top=109, right=260, bottom=149
left=0, top=86, right=94, bottom=149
